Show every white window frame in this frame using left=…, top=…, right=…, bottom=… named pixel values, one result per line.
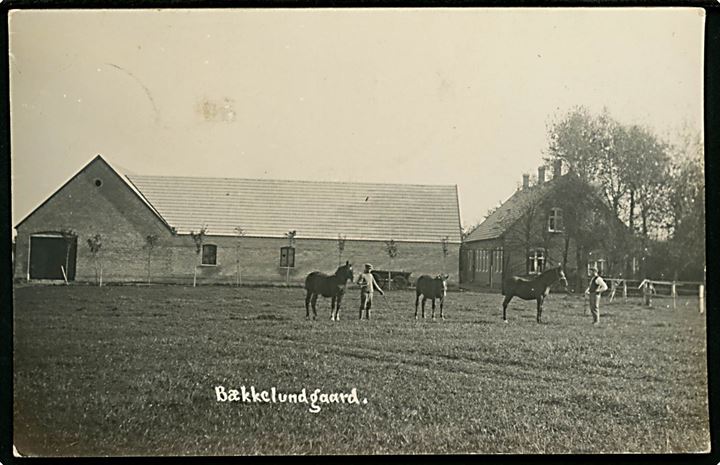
left=494, top=248, right=503, bottom=273
left=548, top=208, right=563, bottom=233
left=528, top=249, right=546, bottom=274
left=588, top=258, right=606, bottom=276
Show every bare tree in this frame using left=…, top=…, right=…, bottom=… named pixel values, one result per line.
left=283, top=230, right=297, bottom=285
left=190, top=225, right=207, bottom=287
left=384, top=239, right=398, bottom=290
left=235, top=227, right=245, bottom=287
left=87, top=234, right=103, bottom=286
left=502, top=200, right=542, bottom=275
left=60, top=228, right=76, bottom=285
left=144, top=234, right=159, bottom=284
left=337, top=234, right=346, bottom=266
left=441, top=236, right=450, bottom=273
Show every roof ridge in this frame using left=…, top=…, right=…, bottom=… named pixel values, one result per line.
left=127, top=173, right=456, bottom=189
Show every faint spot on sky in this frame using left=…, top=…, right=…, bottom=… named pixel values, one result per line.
left=196, top=97, right=237, bottom=123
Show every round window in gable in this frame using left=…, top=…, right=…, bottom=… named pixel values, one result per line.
left=94, top=179, right=103, bottom=187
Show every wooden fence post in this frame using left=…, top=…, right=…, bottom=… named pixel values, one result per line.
left=623, top=280, right=628, bottom=303
left=671, top=281, right=677, bottom=310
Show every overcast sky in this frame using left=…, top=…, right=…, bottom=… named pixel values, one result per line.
left=9, top=8, right=705, bottom=231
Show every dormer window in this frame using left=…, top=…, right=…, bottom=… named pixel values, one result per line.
left=548, top=208, right=563, bottom=232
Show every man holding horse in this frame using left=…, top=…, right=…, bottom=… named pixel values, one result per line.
left=356, top=263, right=384, bottom=320
left=585, top=267, right=608, bottom=325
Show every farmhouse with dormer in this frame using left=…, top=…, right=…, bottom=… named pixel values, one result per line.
left=461, top=161, right=632, bottom=290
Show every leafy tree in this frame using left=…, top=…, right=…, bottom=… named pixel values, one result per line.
left=544, top=176, right=623, bottom=288
left=619, top=125, right=671, bottom=237
left=666, top=138, right=704, bottom=280
left=597, top=115, right=630, bottom=218
left=545, top=106, right=674, bottom=280
left=546, top=106, right=603, bottom=183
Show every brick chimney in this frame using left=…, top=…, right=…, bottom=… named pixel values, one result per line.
left=553, top=159, right=562, bottom=179
left=522, top=173, right=530, bottom=190
left=538, top=166, right=546, bottom=185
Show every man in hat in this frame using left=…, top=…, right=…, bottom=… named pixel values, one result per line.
left=584, top=266, right=608, bottom=324
left=356, top=263, right=384, bottom=320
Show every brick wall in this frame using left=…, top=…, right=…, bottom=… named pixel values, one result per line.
left=462, top=198, right=585, bottom=290
left=15, top=158, right=173, bottom=283
left=182, top=236, right=459, bottom=286
left=15, top=158, right=460, bottom=286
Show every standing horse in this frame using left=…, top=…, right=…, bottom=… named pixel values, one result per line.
left=415, top=274, right=449, bottom=320
left=304, top=261, right=354, bottom=321
left=501, top=266, right=568, bottom=323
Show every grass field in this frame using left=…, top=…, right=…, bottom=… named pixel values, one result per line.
left=13, top=284, right=710, bottom=455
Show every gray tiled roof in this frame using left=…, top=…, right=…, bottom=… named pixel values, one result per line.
left=126, top=175, right=462, bottom=243
left=464, top=177, right=561, bottom=242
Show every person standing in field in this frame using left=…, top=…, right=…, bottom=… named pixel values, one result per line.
left=642, top=280, right=656, bottom=307
left=356, top=263, right=384, bottom=320
left=585, top=267, right=608, bottom=325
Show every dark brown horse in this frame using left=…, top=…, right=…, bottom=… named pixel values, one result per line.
left=305, top=261, right=354, bottom=321
left=415, top=274, right=449, bottom=320
left=501, top=266, right=568, bottom=323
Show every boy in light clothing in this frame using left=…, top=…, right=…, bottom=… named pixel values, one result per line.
left=356, top=263, right=384, bottom=320
left=585, top=267, right=608, bottom=324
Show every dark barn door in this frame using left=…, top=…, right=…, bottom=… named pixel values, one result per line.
left=29, top=235, right=77, bottom=280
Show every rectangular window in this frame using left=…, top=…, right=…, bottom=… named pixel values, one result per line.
left=528, top=249, right=545, bottom=274
left=280, top=246, right=295, bottom=268
left=588, top=259, right=606, bottom=275
left=495, top=249, right=503, bottom=273
left=202, top=244, right=217, bottom=265
left=548, top=208, right=564, bottom=232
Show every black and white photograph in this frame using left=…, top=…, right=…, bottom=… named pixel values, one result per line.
left=8, top=6, right=710, bottom=456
